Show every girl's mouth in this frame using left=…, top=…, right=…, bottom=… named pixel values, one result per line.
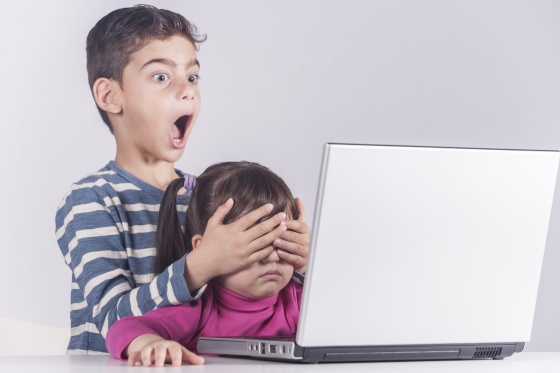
left=171, top=114, right=190, bottom=148
left=260, top=269, right=282, bottom=280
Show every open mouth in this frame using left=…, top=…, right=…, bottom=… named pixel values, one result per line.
left=171, top=115, right=190, bottom=144
left=170, top=114, right=191, bottom=148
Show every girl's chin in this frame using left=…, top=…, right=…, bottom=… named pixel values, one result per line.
left=251, top=284, right=285, bottom=299
left=223, top=285, right=282, bottom=300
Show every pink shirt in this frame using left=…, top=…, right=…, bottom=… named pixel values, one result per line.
left=106, top=280, right=302, bottom=359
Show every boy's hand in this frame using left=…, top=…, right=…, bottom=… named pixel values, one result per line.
left=185, top=198, right=288, bottom=290
left=274, top=198, right=310, bottom=274
left=126, top=335, right=204, bottom=367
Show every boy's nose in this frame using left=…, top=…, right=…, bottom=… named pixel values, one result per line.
left=178, top=78, right=196, bottom=101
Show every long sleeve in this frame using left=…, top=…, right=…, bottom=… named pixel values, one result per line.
left=56, top=182, right=205, bottom=343
left=105, top=299, right=205, bottom=360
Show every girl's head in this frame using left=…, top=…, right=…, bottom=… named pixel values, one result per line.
left=156, top=161, right=299, bottom=299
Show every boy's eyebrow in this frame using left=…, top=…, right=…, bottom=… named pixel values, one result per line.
left=140, top=58, right=200, bottom=70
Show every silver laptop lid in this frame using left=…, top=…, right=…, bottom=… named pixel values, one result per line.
left=297, top=144, right=559, bottom=347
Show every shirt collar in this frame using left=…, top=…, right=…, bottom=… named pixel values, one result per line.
left=212, top=281, right=279, bottom=312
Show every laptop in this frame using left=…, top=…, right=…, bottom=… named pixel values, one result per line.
left=198, top=143, right=559, bottom=363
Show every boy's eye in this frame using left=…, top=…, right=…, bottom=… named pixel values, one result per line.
left=188, top=74, right=199, bottom=84
left=153, top=73, right=169, bottom=83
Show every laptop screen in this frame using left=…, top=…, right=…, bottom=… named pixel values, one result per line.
left=297, top=144, right=559, bottom=347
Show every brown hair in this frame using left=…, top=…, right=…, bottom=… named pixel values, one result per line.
left=155, top=162, right=299, bottom=274
left=86, top=4, right=206, bottom=133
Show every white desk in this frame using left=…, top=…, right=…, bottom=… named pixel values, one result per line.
left=0, top=353, right=559, bottom=373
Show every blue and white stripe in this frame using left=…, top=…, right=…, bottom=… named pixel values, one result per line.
left=55, top=161, right=204, bottom=354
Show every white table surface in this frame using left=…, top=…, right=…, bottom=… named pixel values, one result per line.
left=0, top=353, right=559, bottom=373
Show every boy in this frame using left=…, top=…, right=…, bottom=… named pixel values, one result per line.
left=55, top=5, right=310, bottom=357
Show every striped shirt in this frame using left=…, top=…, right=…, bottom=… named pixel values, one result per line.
left=55, top=161, right=205, bottom=354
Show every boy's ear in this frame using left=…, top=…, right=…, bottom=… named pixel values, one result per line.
left=92, top=78, right=122, bottom=114
left=191, top=234, right=203, bottom=250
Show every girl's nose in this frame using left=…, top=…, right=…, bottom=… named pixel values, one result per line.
left=262, top=248, right=280, bottom=263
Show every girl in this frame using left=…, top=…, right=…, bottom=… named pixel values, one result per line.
left=106, top=162, right=304, bottom=367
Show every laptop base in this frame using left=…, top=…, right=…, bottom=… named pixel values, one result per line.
left=198, top=337, right=524, bottom=364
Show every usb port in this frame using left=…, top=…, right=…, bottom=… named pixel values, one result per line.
left=259, top=343, right=266, bottom=354
left=269, top=345, right=277, bottom=353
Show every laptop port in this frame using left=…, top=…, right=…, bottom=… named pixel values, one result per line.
left=280, top=345, right=286, bottom=354
left=259, top=343, right=265, bottom=354
left=269, top=345, right=277, bottom=353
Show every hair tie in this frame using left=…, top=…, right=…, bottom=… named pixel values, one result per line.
left=184, top=175, right=197, bottom=191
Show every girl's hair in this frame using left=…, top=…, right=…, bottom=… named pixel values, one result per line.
left=155, top=161, right=299, bottom=274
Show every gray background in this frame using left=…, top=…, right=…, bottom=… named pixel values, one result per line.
left=0, top=0, right=559, bottom=351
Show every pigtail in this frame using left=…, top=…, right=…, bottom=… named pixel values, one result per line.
left=155, top=178, right=187, bottom=274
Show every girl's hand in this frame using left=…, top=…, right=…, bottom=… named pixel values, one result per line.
left=274, top=198, right=310, bottom=273
left=127, top=335, right=204, bottom=367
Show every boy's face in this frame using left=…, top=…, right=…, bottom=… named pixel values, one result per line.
left=113, top=35, right=201, bottom=163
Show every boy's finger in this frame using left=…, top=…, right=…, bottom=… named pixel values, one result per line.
left=295, top=198, right=307, bottom=223
left=284, top=220, right=302, bottom=233
left=247, top=222, right=287, bottom=253
left=236, top=203, right=275, bottom=230
left=245, top=212, right=286, bottom=242
left=280, top=230, right=307, bottom=245
left=207, top=198, right=234, bottom=226
left=285, top=220, right=310, bottom=234
left=274, top=238, right=302, bottom=255
left=182, top=346, right=205, bottom=365
left=280, top=229, right=310, bottom=249
left=277, top=249, right=306, bottom=268
left=247, top=245, right=275, bottom=263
